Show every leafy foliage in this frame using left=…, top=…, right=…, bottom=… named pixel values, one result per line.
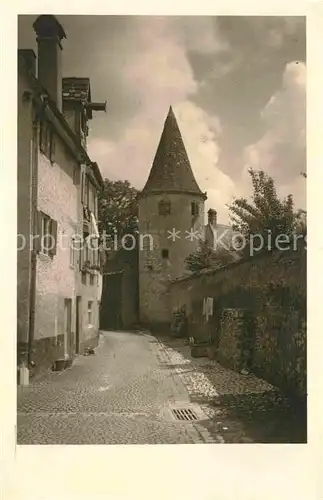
left=185, top=239, right=237, bottom=273
left=228, top=169, right=305, bottom=256
left=98, top=179, right=139, bottom=239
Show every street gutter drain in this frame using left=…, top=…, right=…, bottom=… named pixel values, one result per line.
left=172, top=408, right=198, bottom=421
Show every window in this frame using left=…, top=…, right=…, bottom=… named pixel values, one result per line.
left=84, top=176, right=90, bottom=207
left=41, top=214, right=51, bottom=254
left=191, top=202, right=199, bottom=216
left=81, top=170, right=91, bottom=207
left=88, top=301, right=93, bottom=326
left=40, top=120, right=54, bottom=162
left=158, top=199, right=171, bottom=216
left=161, top=248, right=169, bottom=259
left=36, top=211, right=57, bottom=256
left=88, top=183, right=94, bottom=213
left=90, top=274, right=94, bottom=285
left=81, top=170, right=85, bottom=203
left=93, top=191, right=98, bottom=217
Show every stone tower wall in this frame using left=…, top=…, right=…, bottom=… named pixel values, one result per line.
left=138, top=192, right=205, bottom=327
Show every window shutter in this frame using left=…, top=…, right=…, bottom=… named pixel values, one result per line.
left=81, top=170, right=85, bottom=204
left=34, top=211, right=42, bottom=253
left=80, top=241, right=85, bottom=270
left=50, top=129, right=55, bottom=163
left=49, top=219, right=58, bottom=256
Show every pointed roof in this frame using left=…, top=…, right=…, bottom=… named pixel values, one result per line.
left=142, top=106, right=206, bottom=198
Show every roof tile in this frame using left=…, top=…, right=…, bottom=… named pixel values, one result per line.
left=142, top=106, right=205, bottom=197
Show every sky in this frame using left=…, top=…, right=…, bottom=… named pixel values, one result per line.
left=18, top=15, right=306, bottom=224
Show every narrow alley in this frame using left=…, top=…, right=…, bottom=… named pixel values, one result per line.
left=17, top=331, right=306, bottom=445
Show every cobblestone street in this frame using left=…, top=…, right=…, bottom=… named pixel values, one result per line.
left=17, top=330, right=306, bottom=444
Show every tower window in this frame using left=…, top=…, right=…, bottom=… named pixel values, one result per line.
left=191, top=202, right=199, bottom=216
left=161, top=249, right=169, bottom=259
left=158, top=199, right=171, bottom=215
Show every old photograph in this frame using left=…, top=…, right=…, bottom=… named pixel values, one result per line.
left=17, top=14, right=306, bottom=444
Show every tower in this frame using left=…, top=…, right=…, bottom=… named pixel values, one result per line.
left=138, top=106, right=207, bottom=328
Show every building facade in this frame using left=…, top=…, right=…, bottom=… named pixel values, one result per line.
left=17, top=15, right=105, bottom=383
left=138, top=106, right=207, bottom=328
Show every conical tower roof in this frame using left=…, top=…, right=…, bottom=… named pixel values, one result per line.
left=142, top=106, right=206, bottom=198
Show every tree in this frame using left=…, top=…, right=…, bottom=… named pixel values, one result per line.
left=228, top=168, right=303, bottom=256
left=98, top=179, right=139, bottom=239
left=185, top=239, right=237, bottom=273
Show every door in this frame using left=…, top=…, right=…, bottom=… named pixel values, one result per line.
left=64, top=298, right=72, bottom=358
left=75, top=296, right=81, bottom=354
left=100, top=272, right=123, bottom=330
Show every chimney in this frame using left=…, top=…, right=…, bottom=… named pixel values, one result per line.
left=18, top=49, right=37, bottom=77
left=33, top=15, right=66, bottom=111
left=208, top=209, right=217, bottom=227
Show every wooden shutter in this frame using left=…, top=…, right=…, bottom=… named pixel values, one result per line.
left=81, top=170, right=85, bottom=204
left=34, top=211, right=42, bottom=253
left=49, top=219, right=58, bottom=256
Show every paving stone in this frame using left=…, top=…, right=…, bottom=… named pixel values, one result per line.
left=17, top=331, right=306, bottom=444
left=17, top=331, right=221, bottom=444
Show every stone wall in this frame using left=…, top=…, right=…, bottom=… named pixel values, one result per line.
left=169, top=245, right=306, bottom=399
left=217, top=308, right=255, bottom=372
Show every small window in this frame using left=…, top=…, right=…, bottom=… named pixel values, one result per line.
left=90, top=274, right=94, bottom=285
left=37, top=211, right=57, bottom=256
left=158, top=199, right=171, bottom=216
left=88, top=301, right=93, bottom=325
left=161, top=248, right=169, bottom=259
left=191, top=202, right=199, bottom=216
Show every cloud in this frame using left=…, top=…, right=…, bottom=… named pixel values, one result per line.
left=67, top=17, right=306, bottom=223
left=88, top=17, right=236, bottom=224
left=174, top=101, right=235, bottom=223
left=243, top=61, right=306, bottom=209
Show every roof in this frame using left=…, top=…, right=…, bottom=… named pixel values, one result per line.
left=141, top=106, right=206, bottom=198
left=62, top=77, right=93, bottom=118
left=18, top=53, right=104, bottom=188
left=62, top=77, right=91, bottom=103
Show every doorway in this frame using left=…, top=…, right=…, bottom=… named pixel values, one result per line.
left=100, top=272, right=123, bottom=330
